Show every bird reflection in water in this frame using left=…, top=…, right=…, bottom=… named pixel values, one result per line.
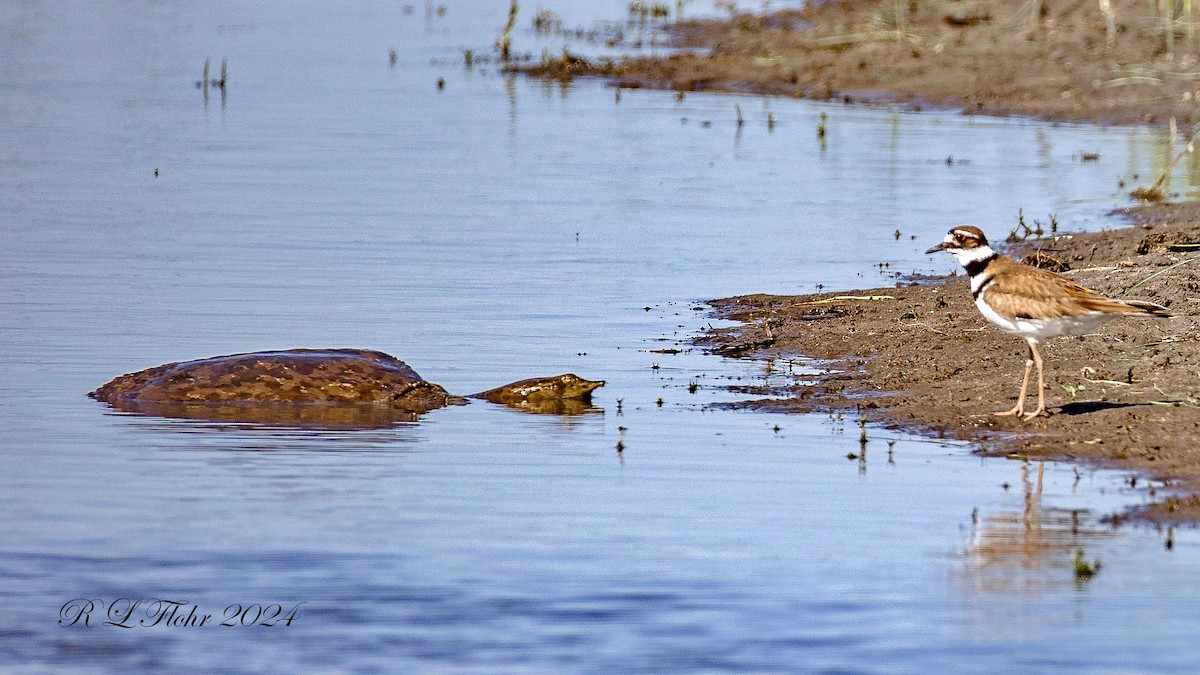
left=962, top=461, right=1114, bottom=592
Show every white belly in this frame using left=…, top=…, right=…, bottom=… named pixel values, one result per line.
left=974, top=297, right=1107, bottom=341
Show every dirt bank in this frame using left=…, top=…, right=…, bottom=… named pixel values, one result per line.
left=515, top=3, right=1200, bottom=519
left=697, top=207, right=1200, bottom=523
left=522, top=0, right=1200, bottom=127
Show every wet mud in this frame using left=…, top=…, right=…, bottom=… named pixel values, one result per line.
left=698, top=208, right=1200, bottom=522
left=520, top=0, right=1200, bottom=128
left=515, top=2, right=1200, bottom=519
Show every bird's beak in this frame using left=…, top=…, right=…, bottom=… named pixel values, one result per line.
left=925, top=242, right=946, bottom=254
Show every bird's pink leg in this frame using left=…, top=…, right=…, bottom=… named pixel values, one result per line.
left=1022, top=341, right=1048, bottom=420
left=995, top=341, right=1035, bottom=417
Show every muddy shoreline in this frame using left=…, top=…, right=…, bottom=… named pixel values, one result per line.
left=523, top=0, right=1200, bottom=129
left=516, top=2, right=1200, bottom=520
left=696, top=207, right=1200, bottom=523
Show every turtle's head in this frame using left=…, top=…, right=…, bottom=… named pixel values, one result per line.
left=555, top=374, right=605, bottom=400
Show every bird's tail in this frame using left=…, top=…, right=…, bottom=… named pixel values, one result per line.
left=1124, top=299, right=1172, bottom=317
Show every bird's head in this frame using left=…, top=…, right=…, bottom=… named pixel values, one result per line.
left=926, top=226, right=994, bottom=266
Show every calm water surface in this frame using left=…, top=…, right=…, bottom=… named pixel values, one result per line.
left=3, top=2, right=1199, bottom=671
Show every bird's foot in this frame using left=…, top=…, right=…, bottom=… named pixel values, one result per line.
left=1021, top=406, right=1048, bottom=421
left=993, top=405, right=1024, bottom=417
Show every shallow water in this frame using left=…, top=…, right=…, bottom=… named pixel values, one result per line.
left=2, top=1, right=1199, bottom=671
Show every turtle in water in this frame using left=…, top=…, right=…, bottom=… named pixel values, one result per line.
left=471, top=373, right=606, bottom=415
left=90, top=348, right=604, bottom=427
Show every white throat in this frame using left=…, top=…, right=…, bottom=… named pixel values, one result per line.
left=951, top=244, right=996, bottom=268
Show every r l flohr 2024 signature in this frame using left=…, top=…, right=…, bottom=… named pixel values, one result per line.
left=59, top=598, right=305, bottom=628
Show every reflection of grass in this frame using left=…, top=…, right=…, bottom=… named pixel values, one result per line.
left=195, top=58, right=227, bottom=91
left=496, top=0, right=519, bottom=61
left=533, top=9, right=561, bottom=35
left=628, top=1, right=671, bottom=21
left=1131, top=127, right=1200, bottom=203
left=1190, top=0, right=1197, bottom=44
left=1149, top=0, right=1197, bottom=51
left=1073, top=547, right=1101, bottom=581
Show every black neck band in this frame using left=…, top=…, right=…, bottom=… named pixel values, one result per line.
left=963, top=254, right=995, bottom=278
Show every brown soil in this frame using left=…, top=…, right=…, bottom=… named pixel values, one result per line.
left=522, top=0, right=1200, bottom=127
left=697, top=208, right=1200, bottom=523
left=518, top=2, right=1200, bottom=520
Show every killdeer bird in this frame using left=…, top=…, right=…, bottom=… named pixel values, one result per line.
left=927, top=226, right=1171, bottom=420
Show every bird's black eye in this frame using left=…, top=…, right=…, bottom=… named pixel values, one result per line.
left=953, top=232, right=965, bottom=243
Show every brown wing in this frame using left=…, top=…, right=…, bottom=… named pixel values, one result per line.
left=982, top=257, right=1152, bottom=319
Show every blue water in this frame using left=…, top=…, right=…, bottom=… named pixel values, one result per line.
left=2, top=1, right=1198, bottom=671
